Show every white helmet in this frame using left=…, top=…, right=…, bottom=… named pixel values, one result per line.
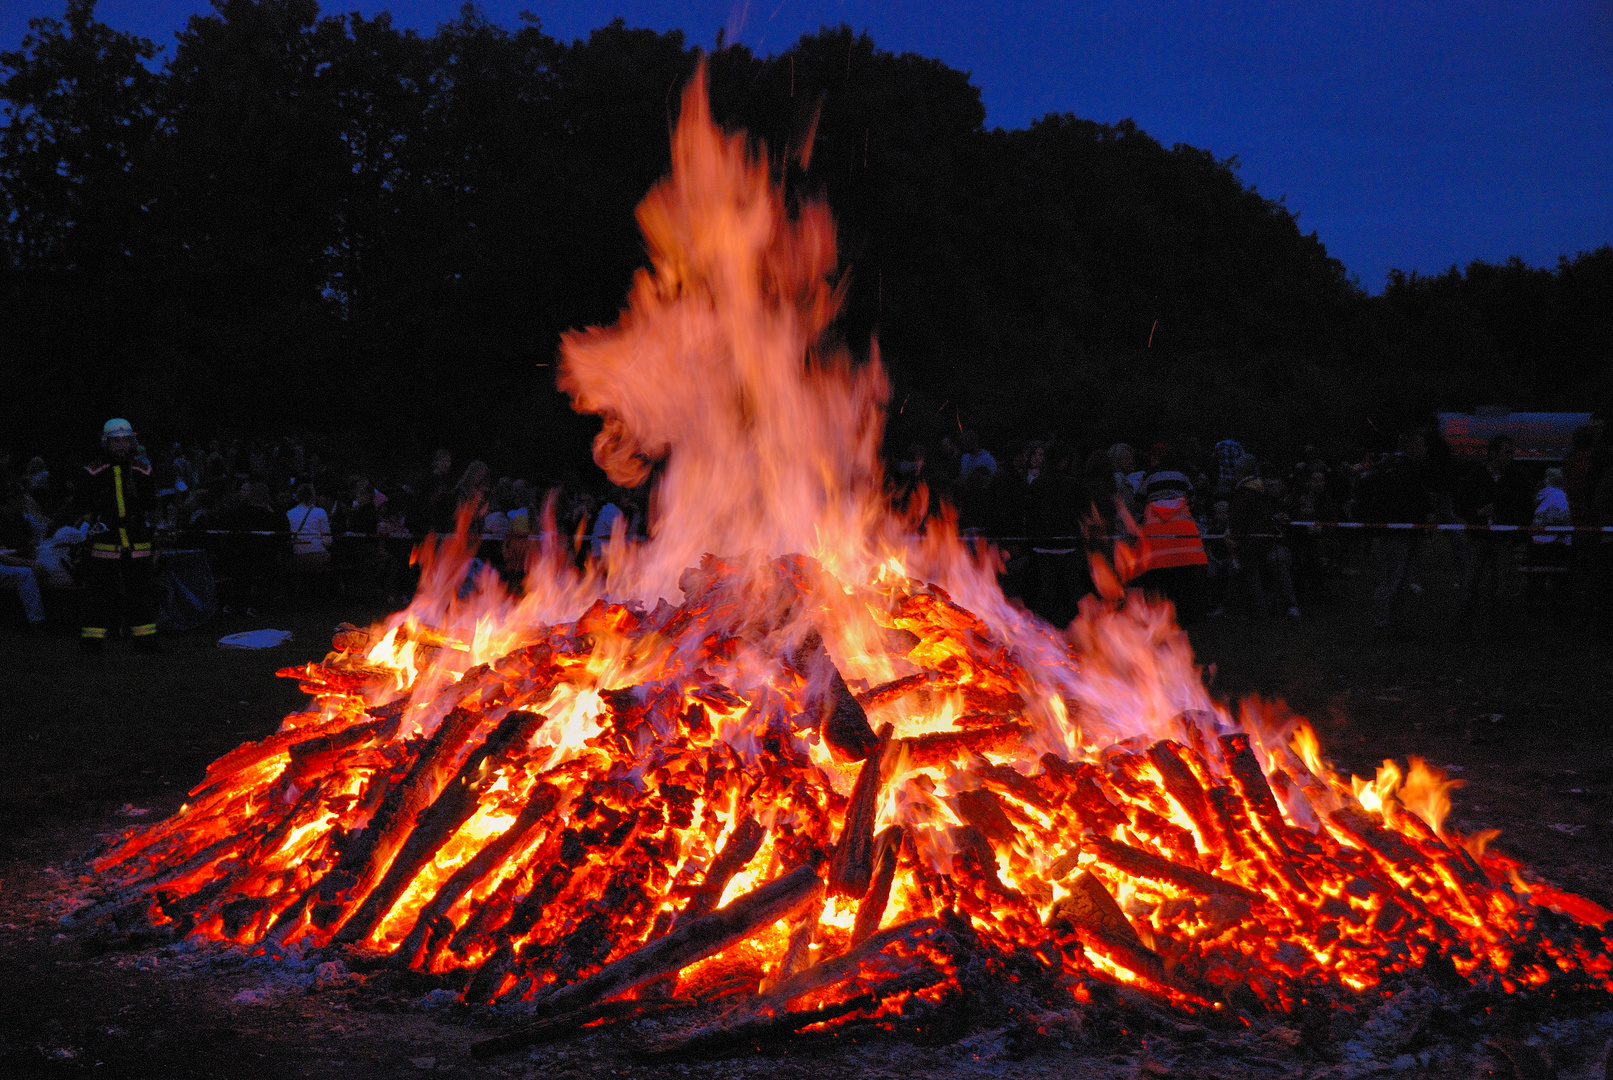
left=102, top=418, right=136, bottom=443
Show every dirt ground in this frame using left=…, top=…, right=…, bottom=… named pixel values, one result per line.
left=2, top=557, right=1610, bottom=1079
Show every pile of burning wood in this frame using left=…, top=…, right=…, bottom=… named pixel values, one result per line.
left=72, top=551, right=1613, bottom=1055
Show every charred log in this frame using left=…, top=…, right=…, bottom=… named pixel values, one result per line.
left=1083, top=834, right=1259, bottom=903
left=336, top=709, right=550, bottom=944
left=852, top=826, right=903, bottom=944
left=828, top=724, right=892, bottom=897
left=525, top=865, right=824, bottom=1021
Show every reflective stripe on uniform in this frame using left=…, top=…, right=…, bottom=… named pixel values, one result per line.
left=1138, top=499, right=1208, bottom=571
left=114, top=466, right=131, bottom=549
left=131, top=623, right=157, bottom=637
left=81, top=626, right=108, bottom=639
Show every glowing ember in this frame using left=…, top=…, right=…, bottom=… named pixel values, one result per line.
left=80, top=65, right=1612, bottom=1028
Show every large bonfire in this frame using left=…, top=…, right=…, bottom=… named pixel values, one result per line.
left=81, top=67, right=1611, bottom=1038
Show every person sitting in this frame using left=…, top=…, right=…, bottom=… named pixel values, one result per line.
left=36, top=522, right=89, bottom=588
left=1529, top=467, right=1574, bottom=599
left=0, top=482, right=46, bottom=629
left=287, top=483, right=332, bottom=571
left=1533, top=467, right=1572, bottom=548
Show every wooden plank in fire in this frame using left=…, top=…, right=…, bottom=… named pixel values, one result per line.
left=828, top=723, right=893, bottom=897
left=524, top=865, right=825, bottom=1022
left=1047, top=870, right=1142, bottom=945
left=1082, top=834, right=1258, bottom=903
left=899, top=723, right=1030, bottom=770
left=851, top=826, right=903, bottom=944
left=392, top=781, right=564, bottom=970
left=853, top=672, right=932, bottom=710
left=336, top=709, right=551, bottom=944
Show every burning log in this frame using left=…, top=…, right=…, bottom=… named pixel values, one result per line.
left=337, top=709, right=551, bottom=945
left=524, top=865, right=824, bottom=1021
left=682, top=815, right=766, bottom=922
left=852, top=826, right=903, bottom=944
left=768, top=900, right=824, bottom=989
left=1329, top=805, right=1430, bottom=874
left=828, top=723, right=892, bottom=897
left=1035, top=754, right=1128, bottom=833
left=1046, top=872, right=1185, bottom=994
left=648, top=919, right=947, bottom=1061
left=1083, top=834, right=1258, bottom=904
left=1220, top=734, right=1294, bottom=848
left=1048, top=870, right=1141, bottom=945
left=899, top=723, right=1030, bottom=770
left=955, top=787, right=1019, bottom=846
left=753, top=916, right=941, bottom=1008
left=391, top=781, right=564, bottom=970
left=648, top=969, right=948, bottom=1061
left=854, top=673, right=932, bottom=710
left=1147, top=740, right=1218, bottom=845
left=819, top=670, right=881, bottom=763
left=268, top=700, right=492, bottom=944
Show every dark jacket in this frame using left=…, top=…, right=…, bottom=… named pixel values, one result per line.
left=1454, top=461, right=1534, bottom=527
left=1357, top=459, right=1431, bottom=525
left=1228, top=479, right=1285, bottom=554
left=80, top=457, right=155, bottom=556
left=1026, top=469, right=1083, bottom=546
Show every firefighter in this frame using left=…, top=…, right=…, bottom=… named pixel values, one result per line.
left=1133, top=456, right=1210, bottom=622
left=79, top=418, right=160, bottom=653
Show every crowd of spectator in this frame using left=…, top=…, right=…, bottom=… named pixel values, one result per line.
left=2, top=421, right=1610, bottom=640
left=0, top=437, right=650, bottom=622
left=894, top=422, right=1613, bottom=636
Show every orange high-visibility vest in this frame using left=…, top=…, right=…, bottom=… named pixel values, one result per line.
left=1138, top=498, right=1208, bottom=571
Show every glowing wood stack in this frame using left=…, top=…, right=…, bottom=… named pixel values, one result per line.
left=79, top=550, right=1613, bottom=1032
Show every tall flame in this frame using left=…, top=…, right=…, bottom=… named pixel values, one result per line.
left=557, top=64, right=889, bottom=601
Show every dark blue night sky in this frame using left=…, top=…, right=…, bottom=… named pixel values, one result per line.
left=5, top=0, right=1611, bottom=292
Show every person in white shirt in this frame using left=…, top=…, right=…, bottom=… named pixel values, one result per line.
left=36, top=523, right=89, bottom=587
left=1533, top=467, right=1572, bottom=547
left=287, top=483, right=332, bottom=567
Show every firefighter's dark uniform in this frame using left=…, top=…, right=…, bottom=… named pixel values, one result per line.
left=80, top=457, right=158, bottom=643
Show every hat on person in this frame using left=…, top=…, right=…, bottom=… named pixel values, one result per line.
left=102, top=418, right=136, bottom=441
left=1543, top=467, right=1565, bottom=488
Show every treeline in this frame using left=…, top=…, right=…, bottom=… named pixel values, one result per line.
left=3, top=0, right=1609, bottom=473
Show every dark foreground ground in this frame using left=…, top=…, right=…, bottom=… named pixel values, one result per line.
left=2, top=557, right=1611, bottom=1079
